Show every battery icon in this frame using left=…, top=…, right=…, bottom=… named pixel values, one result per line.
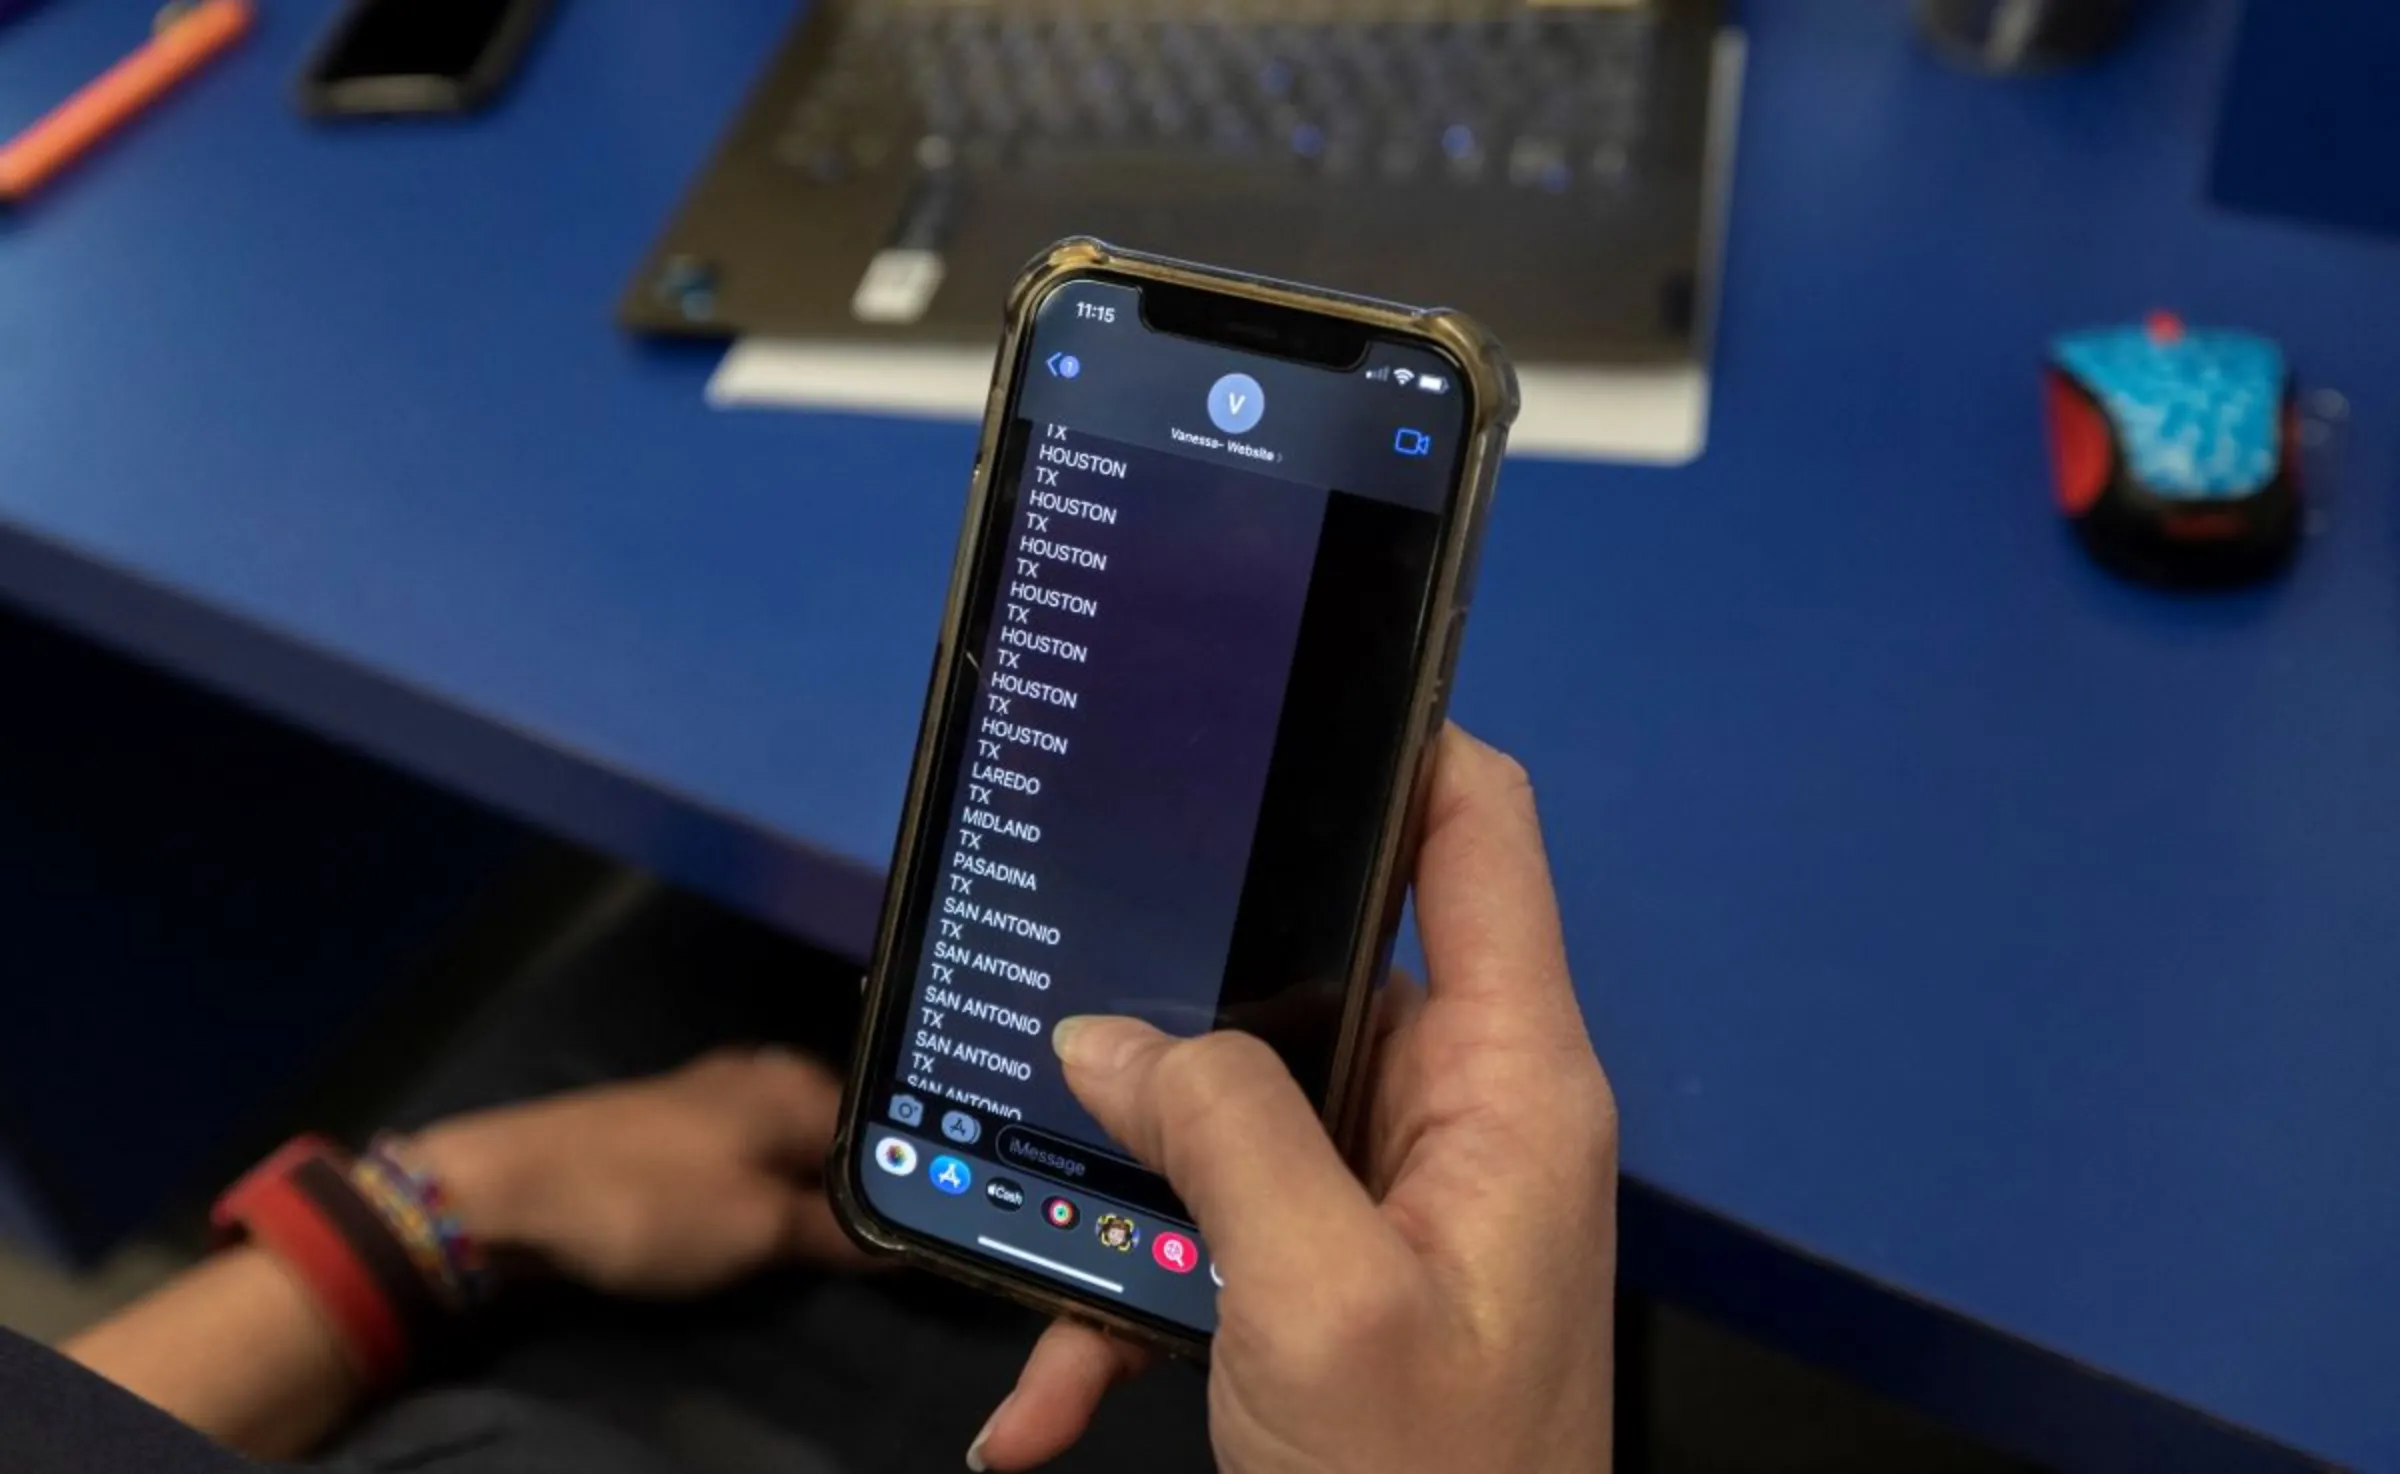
left=1415, top=373, right=1450, bottom=393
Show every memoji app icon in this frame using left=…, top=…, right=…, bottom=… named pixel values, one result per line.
left=1043, top=1196, right=1079, bottom=1230
left=929, top=1154, right=973, bottom=1195
left=873, top=1137, right=917, bottom=1177
left=1095, top=1214, right=1138, bottom=1253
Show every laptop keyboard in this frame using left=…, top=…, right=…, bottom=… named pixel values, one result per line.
left=777, top=0, right=1660, bottom=193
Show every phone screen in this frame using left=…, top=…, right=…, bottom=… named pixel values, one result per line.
left=851, top=273, right=1474, bottom=1337
left=312, top=0, right=521, bottom=82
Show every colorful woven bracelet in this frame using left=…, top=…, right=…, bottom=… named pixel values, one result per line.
left=360, top=1134, right=495, bottom=1309
left=346, top=1151, right=462, bottom=1308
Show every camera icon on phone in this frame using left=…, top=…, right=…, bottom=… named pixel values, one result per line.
left=887, top=1093, right=924, bottom=1128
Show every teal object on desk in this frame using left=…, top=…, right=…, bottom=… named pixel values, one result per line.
left=2051, top=324, right=2285, bottom=500
left=2045, top=315, right=2301, bottom=585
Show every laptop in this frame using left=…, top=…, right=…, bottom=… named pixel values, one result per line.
left=625, top=0, right=1737, bottom=459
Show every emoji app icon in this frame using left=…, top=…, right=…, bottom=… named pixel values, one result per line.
left=1095, top=1214, right=1138, bottom=1253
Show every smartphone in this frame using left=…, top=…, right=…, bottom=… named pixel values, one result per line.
left=296, top=0, right=553, bottom=117
left=833, top=239, right=1516, bottom=1355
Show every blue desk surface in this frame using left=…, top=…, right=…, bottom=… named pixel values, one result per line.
left=5, top=2, right=2396, bottom=1467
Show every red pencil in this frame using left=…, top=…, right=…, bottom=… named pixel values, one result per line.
left=0, top=0, right=255, bottom=205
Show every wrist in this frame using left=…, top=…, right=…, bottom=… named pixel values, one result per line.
left=209, top=1137, right=440, bottom=1389
left=404, top=1117, right=547, bottom=1258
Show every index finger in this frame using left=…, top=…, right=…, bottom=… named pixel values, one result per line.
left=1411, top=725, right=1583, bottom=1039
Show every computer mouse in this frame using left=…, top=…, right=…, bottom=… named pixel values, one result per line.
left=2044, top=313, right=2301, bottom=585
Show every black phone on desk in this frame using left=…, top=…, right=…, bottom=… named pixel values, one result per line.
left=830, top=239, right=1517, bottom=1355
left=297, top=0, right=553, bottom=116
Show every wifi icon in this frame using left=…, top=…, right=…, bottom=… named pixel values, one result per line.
left=1393, top=368, right=1416, bottom=387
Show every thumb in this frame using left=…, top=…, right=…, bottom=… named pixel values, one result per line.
left=1052, top=1016, right=1392, bottom=1290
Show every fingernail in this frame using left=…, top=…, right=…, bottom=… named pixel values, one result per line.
left=965, top=1393, right=1013, bottom=1471
left=1052, top=1014, right=1136, bottom=1069
left=1055, top=1015, right=1155, bottom=1072
left=1051, top=1015, right=1095, bottom=1064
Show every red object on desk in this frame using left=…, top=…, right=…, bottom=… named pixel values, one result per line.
left=0, top=0, right=254, bottom=205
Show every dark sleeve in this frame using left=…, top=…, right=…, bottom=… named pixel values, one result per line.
left=0, top=1327, right=279, bottom=1474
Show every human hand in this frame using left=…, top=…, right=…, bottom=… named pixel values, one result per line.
left=970, top=724, right=1620, bottom=1473
left=410, top=1047, right=869, bottom=1299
